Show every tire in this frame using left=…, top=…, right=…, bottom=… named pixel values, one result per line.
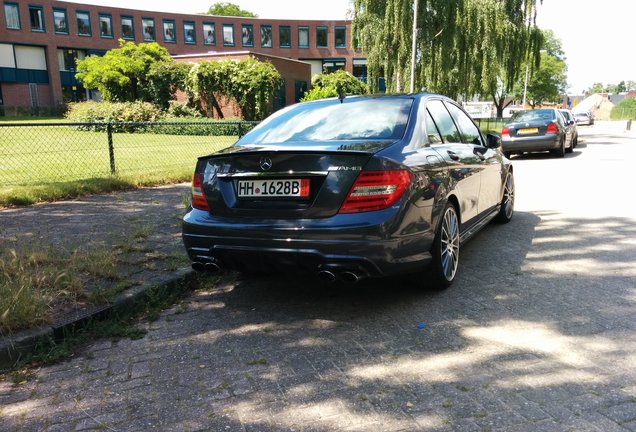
left=430, top=203, right=460, bottom=289
left=573, top=134, right=578, bottom=148
left=551, top=138, right=565, bottom=158
left=494, top=170, right=514, bottom=224
left=566, top=138, right=574, bottom=153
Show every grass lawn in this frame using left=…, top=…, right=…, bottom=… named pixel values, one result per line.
left=0, top=123, right=237, bottom=206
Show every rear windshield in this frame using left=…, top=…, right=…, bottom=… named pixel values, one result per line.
left=513, top=109, right=556, bottom=122
left=237, top=97, right=413, bottom=144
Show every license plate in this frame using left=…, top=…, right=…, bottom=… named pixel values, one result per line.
left=518, top=127, right=538, bottom=134
left=237, top=179, right=310, bottom=197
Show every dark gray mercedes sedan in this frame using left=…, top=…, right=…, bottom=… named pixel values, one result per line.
left=182, top=93, right=514, bottom=289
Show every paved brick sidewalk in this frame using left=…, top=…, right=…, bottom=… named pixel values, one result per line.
left=1, top=125, right=636, bottom=431
left=0, top=183, right=192, bottom=362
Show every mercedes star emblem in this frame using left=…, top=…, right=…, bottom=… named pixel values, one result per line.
left=259, top=157, right=272, bottom=171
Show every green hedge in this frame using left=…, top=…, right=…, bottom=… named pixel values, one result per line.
left=610, top=98, right=636, bottom=120
left=65, top=101, right=162, bottom=132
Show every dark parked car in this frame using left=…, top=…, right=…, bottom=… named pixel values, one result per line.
left=559, top=109, right=579, bottom=148
left=501, top=108, right=574, bottom=158
left=182, top=94, right=514, bottom=289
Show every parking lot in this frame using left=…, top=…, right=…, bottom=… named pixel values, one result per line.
left=1, top=122, right=635, bottom=432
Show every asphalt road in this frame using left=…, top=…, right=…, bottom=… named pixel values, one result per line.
left=2, top=122, right=636, bottom=432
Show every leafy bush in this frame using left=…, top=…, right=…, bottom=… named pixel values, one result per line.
left=65, top=101, right=162, bottom=131
left=166, top=101, right=202, bottom=118
left=152, top=116, right=257, bottom=136
left=302, top=70, right=369, bottom=102
left=610, top=98, right=636, bottom=120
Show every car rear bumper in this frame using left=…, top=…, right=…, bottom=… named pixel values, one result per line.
left=182, top=208, right=434, bottom=278
left=501, top=134, right=560, bottom=153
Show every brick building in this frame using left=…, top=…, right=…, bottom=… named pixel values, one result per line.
left=0, top=0, right=364, bottom=113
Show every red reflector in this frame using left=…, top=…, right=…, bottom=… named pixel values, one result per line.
left=546, top=123, right=558, bottom=133
left=339, top=170, right=412, bottom=214
left=300, top=178, right=310, bottom=197
left=501, top=127, right=510, bottom=137
left=191, top=173, right=209, bottom=211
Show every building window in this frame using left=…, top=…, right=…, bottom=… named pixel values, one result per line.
left=121, top=16, right=134, bottom=40
left=57, top=48, right=86, bottom=71
left=163, top=19, right=176, bottom=42
left=183, top=21, right=195, bottom=44
left=142, top=18, right=155, bottom=41
left=298, top=26, right=309, bottom=48
left=316, top=26, right=328, bottom=48
left=241, top=24, right=253, bottom=47
left=279, top=25, right=291, bottom=48
left=99, top=14, right=113, bottom=38
left=29, top=5, right=44, bottom=32
left=222, top=24, right=234, bottom=46
left=4, top=3, right=20, bottom=30
left=323, top=59, right=345, bottom=74
left=76, top=11, right=91, bottom=36
left=53, top=8, right=68, bottom=34
left=203, top=22, right=215, bottom=45
left=335, top=26, right=346, bottom=48
left=260, top=25, right=272, bottom=48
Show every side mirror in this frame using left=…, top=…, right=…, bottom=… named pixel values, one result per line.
left=486, top=133, right=501, bottom=149
left=568, top=120, right=575, bottom=126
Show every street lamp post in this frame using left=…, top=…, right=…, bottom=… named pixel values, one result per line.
left=410, top=0, right=418, bottom=93
left=521, top=63, right=529, bottom=109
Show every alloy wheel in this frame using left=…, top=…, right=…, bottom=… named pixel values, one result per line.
left=440, top=206, right=460, bottom=282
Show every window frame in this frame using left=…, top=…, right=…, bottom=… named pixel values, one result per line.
left=76, top=10, right=91, bottom=37
left=183, top=20, right=196, bottom=44
left=316, top=26, right=328, bottom=48
left=52, top=7, right=68, bottom=35
left=142, top=17, right=155, bottom=41
left=259, top=24, right=272, bottom=48
left=98, top=13, right=113, bottom=39
left=4, top=2, right=21, bottom=30
left=120, top=15, right=134, bottom=40
left=297, top=26, right=309, bottom=48
left=203, top=22, right=215, bottom=45
left=279, top=25, right=291, bottom=48
left=241, top=23, right=254, bottom=47
left=222, top=23, right=234, bottom=46
left=162, top=19, right=176, bottom=43
left=28, top=4, right=45, bottom=32
left=335, top=26, right=346, bottom=48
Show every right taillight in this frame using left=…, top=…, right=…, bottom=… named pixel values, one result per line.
left=339, top=170, right=412, bottom=214
left=501, top=127, right=510, bottom=137
left=546, top=123, right=558, bottom=134
left=191, top=173, right=209, bottom=211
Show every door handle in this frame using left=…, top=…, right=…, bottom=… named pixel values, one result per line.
left=447, top=150, right=460, bottom=161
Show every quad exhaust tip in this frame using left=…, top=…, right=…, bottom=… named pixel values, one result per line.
left=340, top=271, right=361, bottom=284
left=191, top=260, right=221, bottom=273
left=317, top=270, right=337, bottom=283
left=317, top=269, right=364, bottom=283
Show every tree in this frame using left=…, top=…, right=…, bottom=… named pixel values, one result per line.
left=525, top=52, right=567, bottom=107
left=206, top=2, right=257, bottom=17
left=302, top=70, right=368, bottom=101
left=587, top=82, right=605, bottom=95
left=187, top=58, right=281, bottom=120
left=352, top=0, right=542, bottom=101
left=524, top=30, right=567, bottom=107
left=75, top=40, right=176, bottom=106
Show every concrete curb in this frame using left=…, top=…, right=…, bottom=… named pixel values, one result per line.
left=0, top=267, right=194, bottom=371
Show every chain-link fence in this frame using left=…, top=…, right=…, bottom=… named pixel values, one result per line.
left=475, top=117, right=509, bottom=134
left=0, top=121, right=258, bottom=186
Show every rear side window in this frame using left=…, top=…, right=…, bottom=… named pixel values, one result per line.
left=426, top=100, right=461, bottom=143
left=239, top=98, right=413, bottom=144
left=425, top=110, right=443, bottom=144
left=445, top=102, right=483, bottom=146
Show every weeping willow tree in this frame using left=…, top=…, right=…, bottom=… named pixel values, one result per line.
left=352, top=0, right=543, bottom=102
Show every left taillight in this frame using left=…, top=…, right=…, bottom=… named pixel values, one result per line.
left=339, top=170, right=413, bottom=214
left=191, top=173, right=209, bottom=211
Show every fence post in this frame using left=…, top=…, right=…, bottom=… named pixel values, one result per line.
left=107, top=122, right=116, bottom=175
left=237, top=122, right=244, bottom=138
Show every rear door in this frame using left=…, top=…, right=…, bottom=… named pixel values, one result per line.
left=426, top=99, right=482, bottom=224
left=445, top=102, right=502, bottom=213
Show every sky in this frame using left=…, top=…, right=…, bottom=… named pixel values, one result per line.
left=62, top=0, right=634, bottom=94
